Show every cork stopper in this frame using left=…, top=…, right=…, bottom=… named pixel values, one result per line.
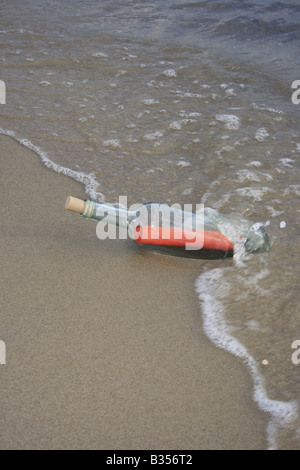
left=65, top=196, right=86, bottom=214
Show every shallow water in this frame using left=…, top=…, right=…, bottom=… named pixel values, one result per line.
left=0, top=0, right=300, bottom=449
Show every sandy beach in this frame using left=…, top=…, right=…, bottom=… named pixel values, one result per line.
left=0, top=135, right=268, bottom=449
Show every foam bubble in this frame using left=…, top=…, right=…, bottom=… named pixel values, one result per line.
left=252, top=103, right=284, bottom=116
left=283, top=185, right=300, bottom=196
left=169, top=120, right=184, bottom=130
left=170, top=116, right=197, bottom=130
left=266, top=206, right=284, bottom=217
left=247, top=161, right=262, bottom=167
left=215, top=114, right=240, bottom=130
left=226, top=88, right=236, bottom=96
left=103, top=139, right=121, bottom=149
left=179, top=112, right=202, bottom=118
left=236, top=169, right=261, bottom=183
left=144, top=131, right=164, bottom=140
left=92, top=51, right=108, bottom=58
left=235, top=186, right=274, bottom=201
left=182, top=187, right=193, bottom=195
left=176, top=160, right=191, bottom=167
left=162, top=69, right=177, bottom=77
left=143, top=98, right=159, bottom=105
left=255, top=128, right=269, bottom=141
left=280, top=158, right=295, bottom=168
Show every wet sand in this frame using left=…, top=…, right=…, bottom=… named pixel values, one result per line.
left=0, top=135, right=268, bottom=449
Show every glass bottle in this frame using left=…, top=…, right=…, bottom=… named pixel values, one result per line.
left=65, top=196, right=269, bottom=259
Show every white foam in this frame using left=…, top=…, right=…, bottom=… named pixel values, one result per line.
left=142, top=98, right=159, bottom=105
left=144, top=131, right=164, bottom=140
left=195, top=267, right=299, bottom=450
left=181, top=92, right=204, bottom=99
left=247, top=161, right=262, bottom=167
left=176, top=160, right=191, bottom=167
left=236, top=169, right=261, bottom=183
left=226, top=88, right=236, bottom=96
left=283, top=184, right=300, bottom=196
left=215, top=114, right=240, bottom=130
left=162, top=69, right=177, bottom=78
left=169, top=121, right=182, bottom=130
left=182, top=187, right=193, bottom=195
left=280, top=158, right=295, bottom=168
left=255, top=128, right=269, bottom=142
left=0, top=127, right=104, bottom=201
left=235, top=186, right=274, bottom=201
left=92, top=51, right=108, bottom=58
left=266, top=206, right=284, bottom=218
left=252, top=103, right=284, bottom=116
left=179, top=111, right=202, bottom=118
left=103, top=139, right=121, bottom=149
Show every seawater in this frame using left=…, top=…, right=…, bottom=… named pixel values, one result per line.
left=0, top=0, right=300, bottom=449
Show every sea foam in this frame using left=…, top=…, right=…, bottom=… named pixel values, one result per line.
left=0, top=127, right=104, bottom=201
left=215, top=114, right=240, bottom=130
left=195, top=267, right=299, bottom=450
